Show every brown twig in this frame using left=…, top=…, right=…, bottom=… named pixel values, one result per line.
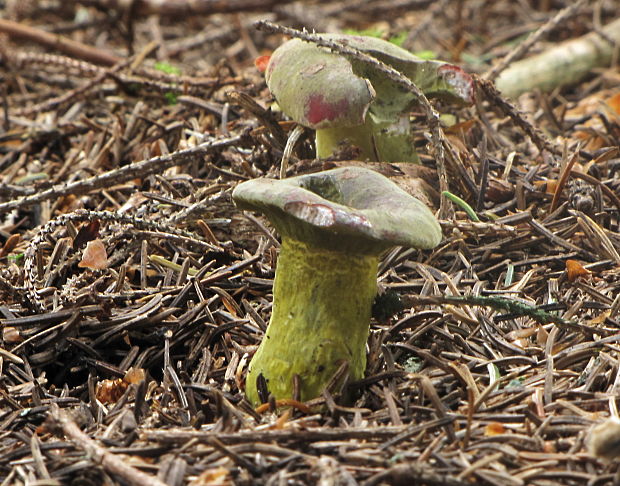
left=550, top=147, right=580, bottom=213
left=45, top=403, right=168, bottom=486
left=13, top=56, right=134, bottom=117
left=0, top=133, right=245, bottom=215
left=8, top=51, right=241, bottom=98
left=67, top=0, right=301, bottom=17
left=475, top=75, right=560, bottom=155
left=0, top=18, right=120, bottom=66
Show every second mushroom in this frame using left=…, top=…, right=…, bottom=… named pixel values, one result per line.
left=233, top=167, right=441, bottom=406
left=262, top=33, right=474, bottom=162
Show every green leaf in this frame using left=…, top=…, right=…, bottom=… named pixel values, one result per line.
left=8, top=253, right=24, bottom=264
left=412, top=50, right=437, bottom=60
left=388, top=32, right=407, bottom=47
left=154, top=62, right=181, bottom=75
left=343, top=27, right=386, bottom=39
left=506, top=377, right=525, bottom=389
left=343, top=29, right=409, bottom=48
left=164, top=92, right=178, bottom=105
left=442, top=191, right=480, bottom=222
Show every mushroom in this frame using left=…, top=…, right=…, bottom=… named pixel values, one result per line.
left=233, top=166, right=441, bottom=405
left=263, top=34, right=474, bottom=162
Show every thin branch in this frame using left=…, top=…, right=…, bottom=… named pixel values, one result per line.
left=475, top=75, right=560, bottom=155
left=13, top=56, right=134, bottom=117
left=0, top=18, right=120, bottom=66
left=45, top=404, right=168, bottom=486
left=68, top=0, right=302, bottom=17
left=8, top=51, right=241, bottom=97
left=404, top=294, right=601, bottom=335
left=0, top=133, right=246, bottom=215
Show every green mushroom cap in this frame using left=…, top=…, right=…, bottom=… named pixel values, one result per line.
left=232, top=166, right=441, bottom=254
left=265, top=35, right=474, bottom=131
left=263, top=34, right=474, bottom=162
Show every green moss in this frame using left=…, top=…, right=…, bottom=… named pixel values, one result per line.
left=154, top=61, right=182, bottom=75
left=164, top=92, right=178, bottom=105
left=412, top=50, right=437, bottom=60
left=245, top=238, right=379, bottom=405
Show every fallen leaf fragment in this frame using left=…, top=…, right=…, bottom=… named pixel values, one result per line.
left=254, top=55, right=270, bottom=73
left=485, top=422, right=507, bottom=436
left=589, top=310, right=611, bottom=326
left=605, top=91, right=620, bottom=115
left=566, top=259, right=591, bottom=282
left=95, top=368, right=145, bottom=404
left=485, top=178, right=514, bottom=203
left=96, top=378, right=128, bottom=404
left=189, top=467, right=232, bottom=486
left=2, top=326, right=22, bottom=343
left=444, top=118, right=476, bottom=135
left=78, top=239, right=108, bottom=270
left=124, top=367, right=146, bottom=384
left=0, top=234, right=20, bottom=258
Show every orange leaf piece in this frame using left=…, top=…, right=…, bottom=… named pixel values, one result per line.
left=484, top=422, right=507, bottom=436
left=124, top=367, right=146, bottom=384
left=78, top=239, right=108, bottom=270
left=2, top=326, right=22, bottom=343
left=189, top=467, right=232, bottom=486
left=255, top=55, right=271, bottom=73
left=606, top=92, right=620, bottom=115
left=566, top=259, right=590, bottom=282
left=444, top=118, right=476, bottom=135
left=0, top=234, right=20, bottom=258
left=96, top=378, right=128, bottom=404
left=545, top=179, right=558, bottom=195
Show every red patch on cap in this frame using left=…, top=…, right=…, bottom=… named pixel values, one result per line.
left=255, top=55, right=271, bottom=73
left=438, top=65, right=475, bottom=104
left=306, top=94, right=349, bottom=126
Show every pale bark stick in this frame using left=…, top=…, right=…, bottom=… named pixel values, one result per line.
left=495, top=17, right=620, bottom=99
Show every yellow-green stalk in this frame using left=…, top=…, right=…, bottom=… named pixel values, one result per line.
left=246, top=238, right=378, bottom=404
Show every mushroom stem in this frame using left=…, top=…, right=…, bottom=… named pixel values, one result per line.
left=246, top=237, right=378, bottom=406
left=316, top=115, right=420, bottom=163
left=315, top=124, right=376, bottom=160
